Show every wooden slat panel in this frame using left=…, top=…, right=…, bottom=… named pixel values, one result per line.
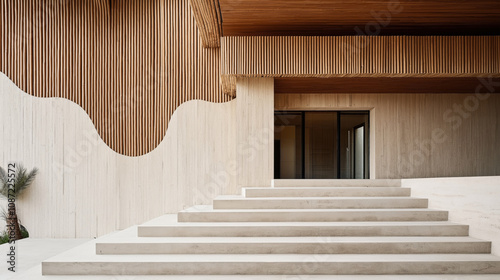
left=0, top=0, right=231, bottom=156
left=221, top=36, right=500, bottom=96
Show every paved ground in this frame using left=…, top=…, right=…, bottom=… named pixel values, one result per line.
left=0, top=237, right=90, bottom=280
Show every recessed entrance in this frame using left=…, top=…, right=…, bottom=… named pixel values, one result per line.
left=274, top=111, right=369, bottom=179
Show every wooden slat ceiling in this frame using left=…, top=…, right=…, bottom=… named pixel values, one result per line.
left=219, top=0, right=500, bottom=36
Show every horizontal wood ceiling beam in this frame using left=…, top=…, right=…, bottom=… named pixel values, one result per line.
left=220, top=36, right=500, bottom=96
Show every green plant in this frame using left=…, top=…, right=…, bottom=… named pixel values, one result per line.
left=20, top=224, right=29, bottom=238
left=0, top=226, right=28, bottom=245
left=0, top=207, right=29, bottom=244
left=0, top=164, right=38, bottom=241
left=0, top=231, right=9, bottom=244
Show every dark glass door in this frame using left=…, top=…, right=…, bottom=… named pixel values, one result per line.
left=275, top=111, right=369, bottom=179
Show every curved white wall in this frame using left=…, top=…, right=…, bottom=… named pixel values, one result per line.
left=0, top=73, right=239, bottom=238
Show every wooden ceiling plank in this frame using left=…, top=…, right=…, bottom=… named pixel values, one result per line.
left=219, top=0, right=500, bottom=36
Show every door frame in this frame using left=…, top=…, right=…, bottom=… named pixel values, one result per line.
left=353, top=122, right=366, bottom=179
left=274, top=110, right=372, bottom=179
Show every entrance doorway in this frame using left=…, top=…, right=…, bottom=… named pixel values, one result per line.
left=274, top=111, right=369, bottom=179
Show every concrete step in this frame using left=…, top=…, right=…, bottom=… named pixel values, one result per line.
left=272, top=179, right=402, bottom=188
left=138, top=221, right=469, bottom=237
left=244, top=187, right=411, bottom=197
left=178, top=207, right=448, bottom=222
left=42, top=254, right=500, bottom=275
left=213, top=196, right=428, bottom=209
left=96, top=236, right=491, bottom=255
left=40, top=215, right=499, bottom=277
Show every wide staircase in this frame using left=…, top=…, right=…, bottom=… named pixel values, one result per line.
left=42, top=179, right=500, bottom=276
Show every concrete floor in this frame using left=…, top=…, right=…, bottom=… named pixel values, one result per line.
left=0, top=237, right=90, bottom=280
left=0, top=215, right=499, bottom=279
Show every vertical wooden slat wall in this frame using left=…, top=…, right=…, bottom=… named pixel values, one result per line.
left=221, top=36, right=500, bottom=96
left=0, top=0, right=230, bottom=156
